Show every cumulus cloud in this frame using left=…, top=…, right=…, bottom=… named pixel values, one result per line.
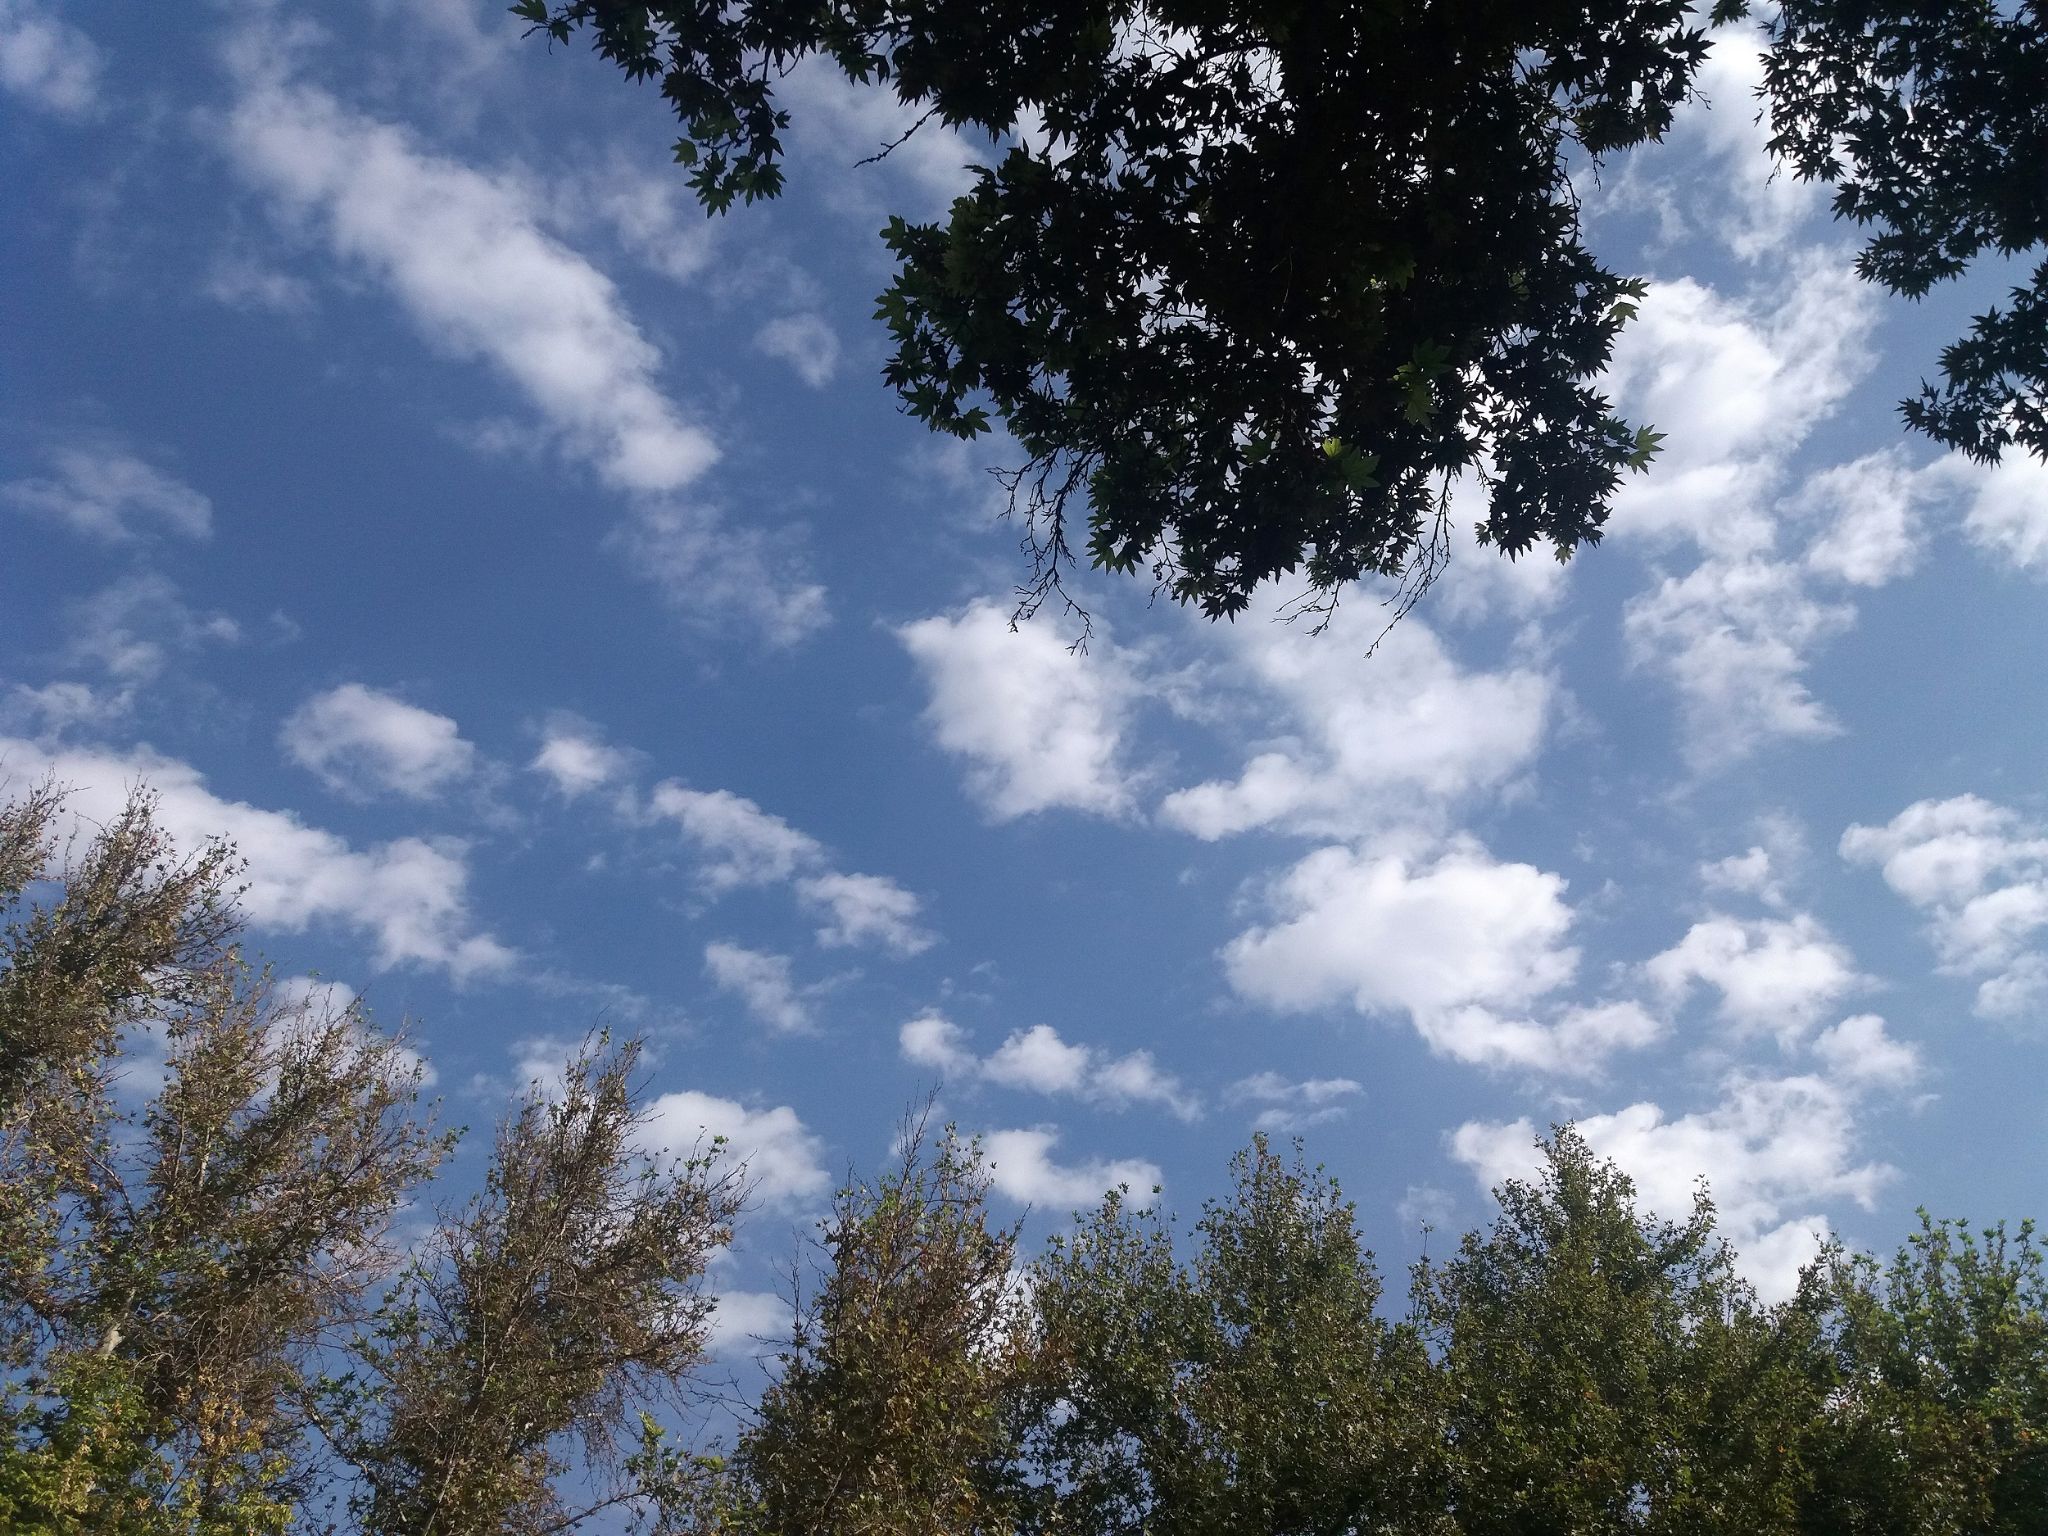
left=61, top=575, right=240, bottom=689
left=796, top=871, right=934, bottom=955
left=1646, top=913, right=1862, bottom=1044
left=1453, top=1069, right=1896, bottom=1302
left=0, top=737, right=513, bottom=980
left=282, top=684, right=477, bottom=800
left=754, top=312, right=841, bottom=388
left=900, top=1014, right=1198, bottom=1120
left=3, top=446, right=213, bottom=542
left=1950, top=452, right=2048, bottom=576
left=1597, top=258, right=1970, bottom=768
left=1222, top=839, right=1658, bottom=1074
left=222, top=58, right=829, bottom=647
left=650, top=783, right=825, bottom=893
left=545, top=729, right=931, bottom=955
left=643, top=1088, right=829, bottom=1206
left=1226, top=1071, right=1364, bottom=1132
left=982, top=1127, right=1161, bottom=1210
left=607, top=501, right=831, bottom=649
left=0, top=0, right=101, bottom=115
left=899, top=602, right=1137, bottom=820
left=706, top=1289, right=792, bottom=1354
left=1842, top=796, right=2048, bottom=1019
left=225, top=72, right=714, bottom=495
left=530, top=716, right=634, bottom=799
left=1159, top=611, right=1552, bottom=841
left=1812, top=1014, right=1924, bottom=1090
left=704, top=942, right=815, bottom=1034
left=1624, top=556, right=1854, bottom=767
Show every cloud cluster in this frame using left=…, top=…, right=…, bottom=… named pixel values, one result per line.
left=2, top=737, right=513, bottom=980
left=1452, top=1055, right=1907, bottom=1302
left=0, top=0, right=101, bottom=116
left=1223, top=839, right=1660, bottom=1075
left=1843, top=795, right=2048, bottom=1018
left=1160, top=612, right=1552, bottom=841
left=901, top=1014, right=1199, bottom=1120
left=898, top=603, right=1137, bottom=820
left=3, top=446, right=213, bottom=542
left=223, top=55, right=827, bottom=646
left=980, top=1127, right=1161, bottom=1211
left=282, top=683, right=477, bottom=801
left=530, top=717, right=932, bottom=957
left=1226, top=1071, right=1364, bottom=1132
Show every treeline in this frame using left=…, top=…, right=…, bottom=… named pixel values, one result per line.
left=4, top=788, right=2045, bottom=1534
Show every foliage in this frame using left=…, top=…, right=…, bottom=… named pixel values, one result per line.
left=0, top=784, right=444, bottom=1533
left=1025, top=1135, right=1436, bottom=1534
left=1759, top=0, right=2048, bottom=463
left=328, top=1034, right=745, bottom=1536
left=516, top=0, right=1721, bottom=624
left=723, top=1115, right=1028, bottom=1535
left=1415, top=1129, right=1816, bottom=1534
left=1794, top=1214, right=2048, bottom=1534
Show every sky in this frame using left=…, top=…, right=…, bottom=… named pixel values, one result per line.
left=6, top=0, right=2048, bottom=1358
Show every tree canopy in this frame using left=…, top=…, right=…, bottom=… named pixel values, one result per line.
left=516, top=0, right=2044, bottom=626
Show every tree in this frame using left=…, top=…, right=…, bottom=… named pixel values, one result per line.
left=1793, top=1214, right=2048, bottom=1535
left=724, top=1116, right=1029, bottom=1536
left=0, top=787, right=445, bottom=1534
left=1413, top=1129, right=1816, bottom=1535
left=518, top=0, right=1713, bottom=625
left=329, top=1034, right=744, bottom=1536
left=1759, top=0, right=2048, bottom=463
left=1024, top=1136, right=1438, bottom=1534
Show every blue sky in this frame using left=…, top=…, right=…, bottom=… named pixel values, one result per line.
left=7, top=0, right=2048, bottom=1350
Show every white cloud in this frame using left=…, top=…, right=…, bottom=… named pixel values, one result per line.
left=530, top=716, right=633, bottom=799
left=706, top=1289, right=792, bottom=1354
left=1223, top=840, right=1655, bottom=1073
left=221, top=62, right=830, bottom=648
left=901, top=1015, right=1197, bottom=1120
left=1796, top=449, right=1935, bottom=588
left=899, top=602, right=1136, bottom=820
left=1646, top=913, right=1862, bottom=1043
left=795, top=871, right=933, bottom=956
left=1842, top=796, right=2048, bottom=1018
left=1701, top=846, right=1779, bottom=905
left=564, top=739, right=931, bottom=955
left=754, top=312, right=841, bottom=388
left=1951, top=452, right=2048, bottom=575
left=1605, top=258, right=1876, bottom=556
left=0, top=737, right=514, bottom=980
left=225, top=74, right=715, bottom=496
left=0, top=0, right=101, bottom=115
left=282, top=684, right=476, bottom=800
left=982, top=1127, right=1161, bottom=1210
left=780, top=54, right=978, bottom=217
left=3, top=446, right=213, bottom=542
left=608, top=501, right=831, bottom=649
left=1159, top=610, right=1552, bottom=840
left=62, top=574, right=240, bottom=688
left=1227, top=1071, right=1363, bottom=1132
left=1812, top=1014, right=1923, bottom=1090
left=1624, top=556, right=1853, bottom=767
left=1453, top=1069, right=1895, bottom=1303
left=649, top=783, right=824, bottom=893
left=703, top=941, right=814, bottom=1034
left=643, top=1089, right=829, bottom=1206
left=900, top=1012, right=974, bottom=1075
